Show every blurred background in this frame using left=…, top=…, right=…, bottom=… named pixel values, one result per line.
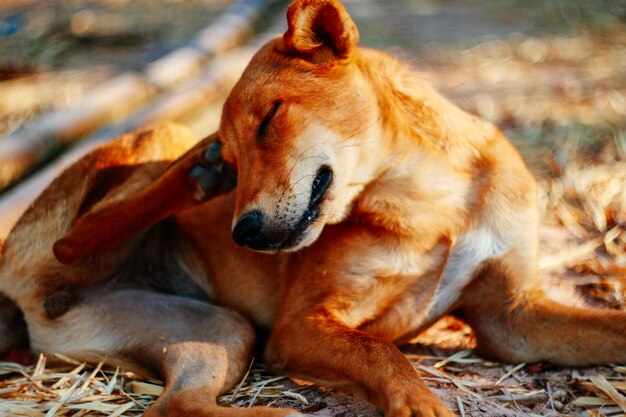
left=1, top=0, right=624, bottom=133
left=0, top=1, right=625, bottom=415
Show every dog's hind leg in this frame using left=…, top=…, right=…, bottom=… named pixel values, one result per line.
left=456, top=255, right=626, bottom=366
left=30, top=289, right=301, bottom=417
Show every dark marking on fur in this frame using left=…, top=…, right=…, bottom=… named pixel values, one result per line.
left=44, top=290, right=78, bottom=320
left=76, top=166, right=137, bottom=219
left=112, top=220, right=209, bottom=301
left=0, top=293, right=29, bottom=354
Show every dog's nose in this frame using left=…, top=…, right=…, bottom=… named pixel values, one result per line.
left=232, top=211, right=264, bottom=247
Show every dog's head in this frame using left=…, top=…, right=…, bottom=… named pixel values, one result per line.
left=220, top=0, right=382, bottom=252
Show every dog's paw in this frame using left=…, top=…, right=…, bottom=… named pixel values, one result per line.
left=385, top=389, right=455, bottom=417
left=189, top=142, right=237, bottom=200
left=189, top=165, right=220, bottom=200
left=387, top=403, right=455, bottom=417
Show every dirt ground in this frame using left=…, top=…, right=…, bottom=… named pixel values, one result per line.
left=0, top=0, right=625, bottom=416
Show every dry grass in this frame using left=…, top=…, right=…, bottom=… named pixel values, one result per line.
left=2, top=344, right=626, bottom=416
left=0, top=355, right=313, bottom=416
left=405, top=318, right=626, bottom=417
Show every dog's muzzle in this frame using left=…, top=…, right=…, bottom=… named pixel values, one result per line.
left=232, top=166, right=333, bottom=251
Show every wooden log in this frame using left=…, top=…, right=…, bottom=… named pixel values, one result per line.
left=0, top=73, right=151, bottom=190
left=0, top=0, right=283, bottom=191
left=0, top=42, right=261, bottom=240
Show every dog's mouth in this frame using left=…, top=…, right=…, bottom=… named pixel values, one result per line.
left=276, top=165, right=333, bottom=250
left=232, top=165, right=333, bottom=252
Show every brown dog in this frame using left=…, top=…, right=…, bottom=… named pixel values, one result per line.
left=1, top=1, right=625, bottom=416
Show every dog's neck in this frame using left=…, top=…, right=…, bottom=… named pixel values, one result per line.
left=348, top=49, right=498, bottom=239
left=356, top=48, right=495, bottom=155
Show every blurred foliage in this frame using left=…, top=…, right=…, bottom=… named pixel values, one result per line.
left=471, top=0, right=626, bottom=31
left=0, top=1, right=232, bottom=75
left=507, top=122, right=624, bottom=177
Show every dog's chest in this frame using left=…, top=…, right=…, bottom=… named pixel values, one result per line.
left=424, top=228, right=507, bottom=320
left=340, top=228, right=507, bottom=340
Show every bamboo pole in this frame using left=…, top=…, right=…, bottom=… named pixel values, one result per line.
left=0, top=0, right=282, bottom=191
left=0, top=29, right=277, bottom=240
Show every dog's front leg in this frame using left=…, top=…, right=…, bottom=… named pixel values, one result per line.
left=266, top=307, right=454, bottom=417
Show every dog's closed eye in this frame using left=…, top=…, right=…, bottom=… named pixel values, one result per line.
left=257, top=100, right=283, bottom=141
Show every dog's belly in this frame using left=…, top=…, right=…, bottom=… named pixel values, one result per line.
left=355, top=275, right=443, bottom=343
left=350, top=228, right=508, bottom=343
left=424, top=228, right=507, bottom=321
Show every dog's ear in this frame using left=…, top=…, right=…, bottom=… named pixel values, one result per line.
left=281, top=0, right=359, bottom=63
left=53, top=132, right=234, bottom=265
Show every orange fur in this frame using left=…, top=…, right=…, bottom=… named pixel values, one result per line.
left=1, top=1, right=624, bottom=416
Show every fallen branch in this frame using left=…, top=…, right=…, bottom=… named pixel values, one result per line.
left=0, top=29, right=275, bottom=240
left=0, top=0, right=282, bottom=191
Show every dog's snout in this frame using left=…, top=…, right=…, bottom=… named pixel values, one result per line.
left=232, top=211, right=263, bottom=248
left=310, top=166, right=333, bottom=207
left=232, top=166, right=333, bottom=251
